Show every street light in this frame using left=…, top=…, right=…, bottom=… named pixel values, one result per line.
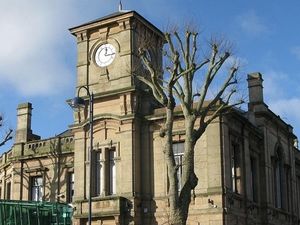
left=69, top=86, right=94, bottom=225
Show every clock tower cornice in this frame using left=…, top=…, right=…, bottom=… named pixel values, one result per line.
left=69, top=10, right=164, bottom=40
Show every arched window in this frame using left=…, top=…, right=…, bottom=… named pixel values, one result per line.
left=273, top=148, right=283, bottom=208
left=231, top=142, right=242, bottom=194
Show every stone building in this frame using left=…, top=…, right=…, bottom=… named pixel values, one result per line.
left=1, top=10, right=300, bottom=225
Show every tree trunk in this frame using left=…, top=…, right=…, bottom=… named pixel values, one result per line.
left=137, top=29, right=240, bottom=225
left=167, top=117, right=198, bottom=225
left=163, top=106, right=178, bottom=213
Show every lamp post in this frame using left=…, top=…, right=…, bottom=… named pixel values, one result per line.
left=69, top=86, right=94, bottom=225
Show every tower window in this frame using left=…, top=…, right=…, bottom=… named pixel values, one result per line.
left=108, top=149, right=116, bottom=195
left=94, top=151, right=103, bottom=196
left=90, top=147, right=117, bottom=197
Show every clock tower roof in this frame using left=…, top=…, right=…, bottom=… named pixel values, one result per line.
left=69, top=10, right=164, bottom=38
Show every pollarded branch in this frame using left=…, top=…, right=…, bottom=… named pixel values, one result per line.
left=0, top=114, right=13, bottom=147
left=0, top=129, right=13, bottom=147
left=197, top=66, right=239, bottom=135
left=191, top=32, right=198, bottom=62
left=203, top=66, right=238, bottom=114
left=195, top=45, right=220, bottom=112
left=196, top=48, right=230, bottom=113
left=205, top=99, right=243, bottom=127
left=138, top=48, right=167, bottom=105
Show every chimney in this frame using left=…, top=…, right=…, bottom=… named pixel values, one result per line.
left=247, top=72, right=264, bottom=105
left=15, top=102, right=33, bottom=143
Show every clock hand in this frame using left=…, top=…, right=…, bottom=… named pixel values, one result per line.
left=105, top=52, right=116, bottom=56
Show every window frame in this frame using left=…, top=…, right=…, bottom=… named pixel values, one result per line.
left=6, top=181, right=11, bottom=200
left=93, top=150, right=103, bottom=197
left=231, top=142, right=242, bottom=194
left=173, top=142, right=185, bottom=192
left=273, top=149, right=283, bottom=209
left=30, top=176, right=43, bottom=201
left=67, top=172, right=74, bottom=203
left=108, top=148, right=116, bottom=195
left=249, top=156, right=258, bottom=202
left=91, top=146, right=118, bottom=197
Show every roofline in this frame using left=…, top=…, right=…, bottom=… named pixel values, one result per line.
left=69, top=10, right=164, bottom=38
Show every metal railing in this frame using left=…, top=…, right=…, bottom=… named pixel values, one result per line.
left=0, top=200, right=73, bottom=225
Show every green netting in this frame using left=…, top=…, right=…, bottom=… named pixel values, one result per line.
left=0, top=200, right=73, bottom=225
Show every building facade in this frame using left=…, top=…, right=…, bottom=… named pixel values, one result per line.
left=1, top=10, right=300, bottom=225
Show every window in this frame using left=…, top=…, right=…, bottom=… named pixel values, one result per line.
left=231, top=143, right=241, bottom=194
left=67, top=172, right=74, bottom=203
left=108, top=149, right=116, bottom=195
left=30, top=176, right=43, bottom=201
left=285, top=166, right=290, bottom=211
left=273, top=150, right=283, bottom=208
left=297, top=176, right=300, bottom=216
left=94, top=151, right=103, bottom=196
left=91, top=147, right=117, bottom=197
left=173, top=142, right=184, bottom=191
left=6, top=182, right=11, bottom=200
left=250, top=157, right=258, bottom=202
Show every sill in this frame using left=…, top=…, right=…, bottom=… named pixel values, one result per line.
left=74, top=195, right=120, bottom=203
left=92, top=195, right=119, bottom=201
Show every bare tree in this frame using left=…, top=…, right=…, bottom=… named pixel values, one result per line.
left=137, top=28, right=242, bottom=225
left=0, top=114, right=13, bottom=147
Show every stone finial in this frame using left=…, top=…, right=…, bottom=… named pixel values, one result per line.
left=15, top=102, right=34, bottom=143
left=247, top=72, right=264, bottom=104
left=16, top=102, right=32, bottom=131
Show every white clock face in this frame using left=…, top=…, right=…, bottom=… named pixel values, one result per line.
left=95, top=43, right=116, bottom=67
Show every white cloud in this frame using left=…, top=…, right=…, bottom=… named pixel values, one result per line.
left=0, top=1, right=79, bottom=96
left=291, top=46, right=300, bottom=61
left=269, top=98, right=300, bottom=127
left=262, top=70, right=288, bottom=100
left=262, top=69, right=300, bottom=131
left=237, top=11, right=268, bottom=36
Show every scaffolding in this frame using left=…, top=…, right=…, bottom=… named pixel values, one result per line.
left=0, top=200, right=73, bottom=225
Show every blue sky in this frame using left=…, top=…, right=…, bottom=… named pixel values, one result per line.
left=0, top=0, right=300, bottom=153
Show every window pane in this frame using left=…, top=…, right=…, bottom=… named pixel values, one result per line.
left=95, top=151, right=102, bottom=196
left=250, top=157, right=258, bottom=202
left=31, top=177, right=43, bottom=201
left=6, top=182, right=11, bottom=200
left=173, top=142, right=184, bottom=155
left=109, top=150, right=116, bottom=195
left=173, top=142, right=184, bottom=192
left=67, top=173, right=74, bottom=203
left=231, top=144, right=241, bottom=194
left=275, top=161, right=282, bottom=208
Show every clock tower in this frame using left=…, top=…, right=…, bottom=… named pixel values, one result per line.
left=69, top=10, right=164, bottom=102
left=69, top=10, right=164, bottom=225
